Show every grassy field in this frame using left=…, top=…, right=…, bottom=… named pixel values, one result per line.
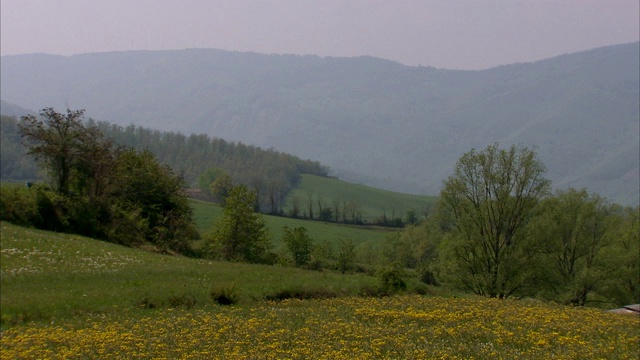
left=191, top=199, right=396, bottom=253
left=283, top=174, right=437, bottom=223
left=1, top=221, right=638, bottom=359
left=0, top=222, right=388, bottom=328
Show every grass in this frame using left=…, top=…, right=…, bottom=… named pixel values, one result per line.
left=2, top=296, right=638, bottom=359
left=283, top=174, right=437, bottom=223
left=191, top=198, right=397, bottom=253
left=0, top=221, right=387, bottom=327
left=2, top=221, right=638, bottom=359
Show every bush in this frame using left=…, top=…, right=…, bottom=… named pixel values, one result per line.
left=210, top=283, right=240, bottom=306
left=378, top=262, right=407, bottom=295
left=0, top=185, right=39, bottom=226
left=167, top=292, right=197, bottom=309
left=418, top=266, right=438, bottom=286
left=264, top=286, right=338, bottom=301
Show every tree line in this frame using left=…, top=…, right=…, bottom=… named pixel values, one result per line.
left=0, top=114, right=329, bottom=212
left=1, top=108, right=198, bottom=252
left=1, top=109, right=636, bottom=307
left=382, top=144, right=639, bottom=308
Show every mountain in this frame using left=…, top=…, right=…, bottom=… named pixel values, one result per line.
left=0, top=100, right=31, bottom=118
left=1, top=43, right=638, bottom=205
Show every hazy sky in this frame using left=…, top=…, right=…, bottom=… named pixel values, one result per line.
left=1, top=0, right=638, bottom=70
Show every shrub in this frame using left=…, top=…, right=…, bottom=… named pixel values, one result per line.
left=210, top=283, right=240, bottom=306
left=378, top=262, right=407, bottom=295
left=264, top=287, right=338, bottom=301
left=167, top=292, right=197, bottom=309
left=0, top=185, right=39, bottom=226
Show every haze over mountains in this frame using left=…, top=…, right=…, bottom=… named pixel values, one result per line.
left=1, top=42, right=638, bottom=205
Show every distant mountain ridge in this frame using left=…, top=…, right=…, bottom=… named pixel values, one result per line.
left=1, top=42, right=638, bottom=205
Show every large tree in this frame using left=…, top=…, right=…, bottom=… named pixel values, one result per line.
left=439, top=143, right=551, bottom=298
left=533, top=189, right=631, bottom=306
left=207, top=185, right=272, bottom=263
left=19, top=108, right=93, bottom=194
left=16, top=108, right=197, bottom=252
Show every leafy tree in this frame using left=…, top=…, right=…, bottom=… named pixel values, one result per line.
left=209, top=172, right=234, bottom=204
left=110, top=149, right=197, bottom=252
left=439, top=143, right=551, bottom=299
left=19, top=108, right=92, bottom=194
left=336, top=238, right=357, bottom=274
left=207, top=185, right=272, bottom=263
left=14, top=108, right=198, bottom=253
left=533, top=189, right=627, bottom=306
left=282, top=226, right=314, bottom=267
left=196, top=168, right=224, bottom=197
left=603, top=206, right=640, bottom=306
left=404, top=208, right=418, bottom=226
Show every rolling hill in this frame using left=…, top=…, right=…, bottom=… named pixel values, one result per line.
left=1, top=42, right=638, bottom=204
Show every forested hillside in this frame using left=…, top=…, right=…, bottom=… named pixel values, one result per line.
left=0, top=115, right=328, bottom=211
left=1, top=42, right=638, bottom=204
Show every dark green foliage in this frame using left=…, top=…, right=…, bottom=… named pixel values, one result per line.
left=531, top=189, right=634, bottom=306
left=603, top=206, right=640, bottom=306
left=0, top=185, right=39, bottom=226
left=336, top=238, right=357, bottom=274
left=378, top=262, right=407, bottom=295
left=264, top=287, right=338, bottom=301
left=92, top=123, right=329, bottom=211
left=1, top=115, right=330, bottom=212
left=206, top=185, right=272, bottom=263
left=209, top=172, right=234, bottom=204
left=282, top=226, right=314, bottom=267
left=167, top=292, right=197, bottom=309
left=404, top=208, right=418, bottom=226
left=439, top=144, right=551, bottom=299
left=110, top=149, right=198, bottom=252
left=196, top=167, right=224, bottom=198
left=210, top=283, right=240, bottom=306
left=7, top=108, right=198, bottom=253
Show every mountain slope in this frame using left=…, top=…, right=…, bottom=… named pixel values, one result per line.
left=1, top=43, right=638, bottom=204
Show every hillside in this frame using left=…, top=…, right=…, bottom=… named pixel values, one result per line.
left=282, top=174, right=436, bottom=223
left=1, top=222, right=637, bottom=359
left=1, top=42, right=638, bottom=204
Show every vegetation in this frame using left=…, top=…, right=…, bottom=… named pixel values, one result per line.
left=2, top=109, right=198, bottom=252
left=1, top=294, right=637, bottom=359
left=281, top=226, right=314, bottom=267
left=2, top=43, right=637, bottom=205
left=283, top=174, right=436, bottom=225
left=377, top=143, right=640, bottom=308
left=204, top=185, right=273, bottom=263
left=1, top=114, right=329, bottom=212
left=438, top=144, right=551, bottom=299
left=0, top=221, right=392, bottom=326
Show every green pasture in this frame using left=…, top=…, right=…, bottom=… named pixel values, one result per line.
left=283, top=174, right=437, bottom=222
left=191, top=199, right=397, bottom=252
left=0, top=222, right=418, bottom=328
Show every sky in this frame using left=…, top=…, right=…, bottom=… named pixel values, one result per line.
left=1, top=0, right=638, bottom=70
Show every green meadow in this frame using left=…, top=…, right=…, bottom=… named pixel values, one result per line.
left=1, top=221, right=638, bottom=359
left=191, top=198, right=397, bottom=252
left=0, top=221, right=391, bottom=327
left=282, top=174, right=437, bottom=222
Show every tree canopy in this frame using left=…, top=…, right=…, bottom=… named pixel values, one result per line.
left=439, top=143, right=551, bottom=299
left=10, top=108, right=198, bottom=252
left=206, top=185, right=272, bottom=263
